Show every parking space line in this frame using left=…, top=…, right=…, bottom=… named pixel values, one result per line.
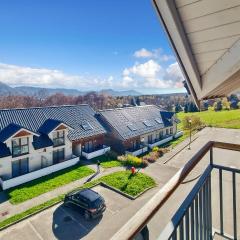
left=60, top=206, right=89, bottom=232
left=28, top=220, right=45, bottom=240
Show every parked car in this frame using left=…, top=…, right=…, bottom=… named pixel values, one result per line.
left=64, top=188, right=106, bottom=220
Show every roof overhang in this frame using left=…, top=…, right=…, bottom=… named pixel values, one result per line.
left=153, top=0, right=240, bottom=106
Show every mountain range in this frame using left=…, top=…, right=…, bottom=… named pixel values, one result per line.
left=0, top=82, right=142, bottom=97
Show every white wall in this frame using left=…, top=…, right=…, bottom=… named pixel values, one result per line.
left=0, top=156, right=79, bottom=190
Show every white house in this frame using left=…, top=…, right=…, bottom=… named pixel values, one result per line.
left=0, top=105, right=110, bottom=190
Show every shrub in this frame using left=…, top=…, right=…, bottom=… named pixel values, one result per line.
left=118, top=154, right=148, bottom=168
left=152, top=146, right=159, bottom=152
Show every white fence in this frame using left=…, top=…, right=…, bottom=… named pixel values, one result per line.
left=174, top=131, right=184, bottom=139
left=82, top=145, right=111, bottom=160
left=0, top=156, right=79, bottom=190
left=148, top=136, right=173, bottom=149
left=126, top=146, right=148, bottom=156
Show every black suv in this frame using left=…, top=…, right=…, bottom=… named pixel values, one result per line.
left=64, top=188, right=106, bottom=220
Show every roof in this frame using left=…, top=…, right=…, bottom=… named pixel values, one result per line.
left=38, top=119, right=67, bottom=135
left=0, top=142, right=11, bottom=158
left=0, top=105, right=106, bottom=142
left=0, top=123, right=38, bottom=143
left=32, top=135, right=53, bottom=150
left=99, top=105, right=175, bottom=140
left=153, top=0, right=240, bottom=103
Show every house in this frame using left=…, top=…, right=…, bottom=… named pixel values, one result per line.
left=98, top=105, right=182, bottom=156
left=0, top=105, right=110, bottom=190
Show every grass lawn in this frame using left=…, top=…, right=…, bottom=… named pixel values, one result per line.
left=177, top=109, right=240, bottom=129
left=92, top=155, right=123, bottom=168
left=7, top=164, right=94, bottom=204
left=99, top=171, right=156, bottom=197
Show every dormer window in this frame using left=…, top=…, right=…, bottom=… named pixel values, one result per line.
left=52, top=130, right=65, bottom=147
left=12, top=137, right=29, bottom=157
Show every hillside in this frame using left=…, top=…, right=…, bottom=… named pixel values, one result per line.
left=177, top=109, right=240, bottom=129
left=0, top=82, right=142, bottom=97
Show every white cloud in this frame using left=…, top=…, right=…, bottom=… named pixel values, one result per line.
left=133, top=48, right=154, bottom=58
left=133, top=48, right=175, bottom=62
left=123, top=60, right=162, bottom=79
left=0, top=63, right=115, bottom=90
left=122, top=60, right=184, bottom=89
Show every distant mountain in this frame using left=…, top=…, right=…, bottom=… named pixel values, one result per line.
left=14, top=86, right=85, bottom=97
left=0, top=82, right=142, bottom=97
left=0, top=82, right=19, bottom=95
left=100, top=89, right=142, bottom=96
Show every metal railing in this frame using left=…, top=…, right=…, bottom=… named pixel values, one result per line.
left=111, top=141, right=240, bottom=240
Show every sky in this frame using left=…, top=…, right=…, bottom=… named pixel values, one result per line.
left=0, top=0, right=186, bottom=94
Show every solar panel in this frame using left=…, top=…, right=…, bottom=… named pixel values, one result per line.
left=127, top=124, right=137, bottom=131
left=155, top=118, right=163, bottom=124
left=81, top=122, right=93, bottom=130
left=143, top=120, right=153, bottom=127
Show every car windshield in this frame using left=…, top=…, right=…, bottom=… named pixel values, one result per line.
left=90, top=197, right=104, bottom=208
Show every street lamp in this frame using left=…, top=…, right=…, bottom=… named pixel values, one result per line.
left=141, top=137, right=145, bottom=155
left=188, top=119, right=192, bottom=150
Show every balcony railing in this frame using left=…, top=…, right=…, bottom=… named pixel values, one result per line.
left=126, top=145, right=148, bottom=156
left=148, top=135, right=173, bottom=149
left=111, top=141, right=240, bottom=240
left=82, top=145, right=111, bottom=159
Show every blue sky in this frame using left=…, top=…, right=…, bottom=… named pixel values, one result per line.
left=0, top=0, right=186, bottom=94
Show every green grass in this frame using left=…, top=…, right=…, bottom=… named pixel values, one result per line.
left=100, top=171, right=156, bottom=196
left=0, top=171, right=155, bottom=229
left=177, top=109, right=240, bottom=129
left=92, top=155, right=123, bottom=168
left=7, top=164, right=94, bottom=204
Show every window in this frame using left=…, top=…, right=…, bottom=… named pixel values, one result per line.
left=170, top=128, right=173, bottom=134
left=52, top=130, right=65, bottom=147
left=143, top=120, right=153, bottom=127
left=155, top=118, right=163, bottom=124
left=12, top=137, right=29, bottom=157
left=148, top=135, right=153, bottom=143
left=81, top=122, right=93, bottom=131
left=127, top=124, right=137, bottom=131
left=159, top=130, right=163, bottom=139
left=53, top=148, right=65, bottom=164
left=12, top=158, right=29, bottom=177
left=166, top=129, right=169, bottom=135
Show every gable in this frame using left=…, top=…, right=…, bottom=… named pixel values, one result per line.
left=13, top=130, right=32, bottom=138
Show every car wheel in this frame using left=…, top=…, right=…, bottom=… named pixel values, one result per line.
left=84, top=211, right=90, bottom=220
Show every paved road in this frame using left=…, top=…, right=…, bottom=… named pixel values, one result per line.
left=0, top=127, right=239, bottom=239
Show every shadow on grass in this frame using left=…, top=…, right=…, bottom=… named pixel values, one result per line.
left=84, top=172, right=99, bottom=183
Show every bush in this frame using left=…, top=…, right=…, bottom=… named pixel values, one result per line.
left=152, top=146, right=159, bottom=152
left=118, top=154, right=148, bottom=168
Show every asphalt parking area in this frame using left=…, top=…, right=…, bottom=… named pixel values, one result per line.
left=0, top=185, right=132, bottom=240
